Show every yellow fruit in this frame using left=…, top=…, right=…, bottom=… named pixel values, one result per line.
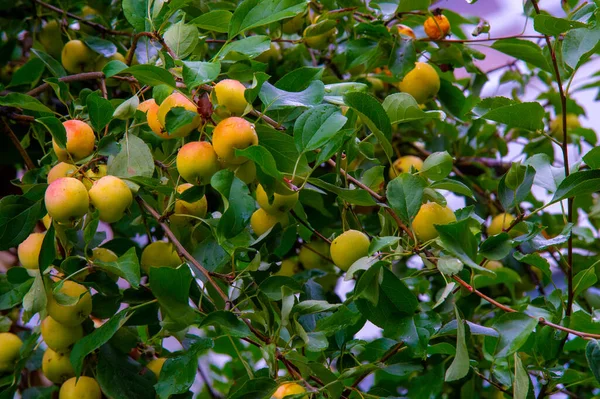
left=137, top=99, right=166, bottom=139
left=298, top=241, right=331, bottom=270
left=147, top=357, right=167, bottom=379
left=0, top=332, right=22, bottom=373
left=53, top=120, right=95, bottom=162
left=212, top=117, right=258, bottom=165
left=157, top=92, right=201, bottom=138
left=48, top=162, right=78, bottom=184
left=213, top=79, right=249, bottom=116
left=176, top=141, right=220, bottom=185
left=82, top=164, right=107, bottom=190
left=330, top=230, right=370, bottom=271
left=47, top=281, right=92, bottom=326
left=89, top=176, right=133, bottom=223
left=256, top=185, right=299, bottom=215
left=411, top=202, right=456, bottom=242
left=389, top=156, right=424, bottom=179
left=42, top=348, right=75, bottom=383
left=303, top=26, right=336, bottom=50
left=272, top=382, right=307, bottom=399
left=396, top=24, right=416, bottom=39
left=91, top=247, right=118, bottom=263
left=95, top=52, right=125, bottom=71
left=282, top=13, right=305, bottom=34
left=42, top=214, right=52, bottom=229
left=250, top=208, right=289, bottom=236
left=38, top=20, right=64, bottom=59
left=396, top=62, right=440, bottom=104
left=487, top=213, right=515, bottom=236
left=484, top=260, right=503, bottom=271
left=171, top=183, right=208, bottom=226
left=276, top=258, right=300, bottom=277
left=59, top=376, right=102, bottom=399
left=61, top=40, right=95, bottom=74
left=140, top=241, right=181, bottom=273
left=424, top=14, right=451, bottom=40
left=40, top=316, right=84, bottom=353
left=45, top=177, right=90, bottom=224
left=550, top=113, right=580, bottom=141
left=17, top=232, right=46, bottom=270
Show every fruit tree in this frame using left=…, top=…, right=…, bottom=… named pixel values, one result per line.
left=1, top=1, right=600, bottom=398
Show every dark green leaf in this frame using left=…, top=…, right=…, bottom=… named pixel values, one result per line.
left=491, top=39, right=551, bottom=71
left=445, top=306, right=469, bottom=381
left=0, top=93, right=53, bottom=114
left=200, top=311, right=250, bottom=337
left=492, top=312, right=538, bottom=358
left=474, top=97, right=544, bottom=131
left=551, top=170, right=600, bottom=204
left=190, top=10, right=232, bottom=33
left=344, top=92, right=392, bottom=157
left=119, top=65, right=176, bottom=88
left=228, top=0, right=307, bottom=38
left=96, top=345, right=156, bottom=399
left=94, top=247, right=141, bottom=288
left=0, top=195, right=44, bottom=250
left=533, top=15, right=587, bottom=36
left=31, top=49, right=66, bottom=77
left=386, top=173, right=426, bottom=224
left=211, top=170, right=255, bottom=239
left=294, top=104, right=347, bottom=153
left=182, top=61, right=220, bottom=90
left=86, top=92, right=114, bottom=132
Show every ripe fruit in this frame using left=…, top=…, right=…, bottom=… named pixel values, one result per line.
left=389, top=156, right=424, bottom=179
left=412, top=202, right=456, bottom=242
left=45, top=178, right=90, bottom=224
left=147, top=357, right=167, bottom=379
left=89, top=176, right=133, bottom=223
left=17, top=232, right=45, bottom=270
left=53, top=120, right=95, bottom=162
left=59, top=376, right=102, bottom=399
left=137, top=99, right=166, bottom=139
left=212, top=117, right=258, bottom=165
left=38, top=20, right=64, bottom=59
left=487, top=213, right=515, bottom=236
left=140, top=241, right=182, bottom=273
left=48, top=162, right=78, bottom=184
left=171, top=183, right=208, bottom=226
left=550, top=113, right=580, bottom=141
left=0, top=333, right=22, bottom=373
left=424, top=14, right=451, bottom=40
left=82, top=164, right=107, bottom=190
left=176, top=141, right=220, bottom=185
left=61, top=40, right=95, bottom=74
left=272, top=382, right=307, bottom=399
left=42, top=348, right=75, bottom=383
left=41, top=316, right=83, bottom=352
left=276, top=258, right=300, bottom=277
left=157, top=92, right=201, bottom=138
left=47, top=281, right=92, bottom=326
left=213, top=79, right=249, bottom=116
left=298, top=241, right=331, bottom=270
left=330, top=230, right=370, bottom=271
left=396, top=24, right=416, bottom=39
left=396, top=62, right=440, bottom=104
left=256, top=185, right=299, bottom=215
left=250, top=208, right=289, bottom=236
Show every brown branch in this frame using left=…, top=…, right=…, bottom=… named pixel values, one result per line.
left=473, top=370, right=512, bottom=396
left=126, top=32, right=153, bottom=66
left=27, top=72, right=105, bottom=97
left=1, top=118, right=35, bottom=170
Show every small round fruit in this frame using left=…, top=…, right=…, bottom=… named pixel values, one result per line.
left=231, top=161, right=256, bottom=184
left=61, top=40, right=95, bottom=74
left=0, top=333, right=22, bottom=373
left=137, top=99, right=166, bottom=139
left=330, top=230, right=370, bottom=271
left=272, top=382, right=307, bottom=399
left=255, top=43, right=281, bottom=64
left=171, top=183, right=208, bottom=226
left=48, top=162, right=78, bottom=184
left=47, top=281, right=92, bottom=326
left=303, top=26, right=336, bottom=50
left=140, top=241, right=182, bottom=273
left=157, top=92, right=201, bottom=138
left=42, top=348, right=75, bottom=383
left=484, top=260, right=503, bottom=271
left=95, top=52, right=126, bottom=71
left=40, top=316, right=84, bottom=353
left=396, top=24, right=416, bottom=39
left=38, top=20, right=64, bottom=59
left=411, top=202, right=456, bottom=242
left=45, top=178, right=90, bottom=224
left=282, top=13, right=305, bottom=34
left=396, top=62, right=440, bottom=104
left=276, top=258, right=300, bottom=277
left=298, top=241, right=331, bottom=270
left=176, top=141, right=220, bottom=185
left=147, top=357, right=167, bottom=379
left=424, top=14, right=451, bottom=40
left=82, top=164, right=107, bottom=190
left=59, top=376, right=102, bottom=399
left=389, top=156, right=424, bottom=179
left=42, top=214, right=52, bottom=229
left=212, top=117, right=258, bottom=165
left=89, top=176, right=133, bottom=223
left=487, top=213, right=515, bottom=236
left=213, top=79, right=249, bottom=116
left=256, top=185, right=299, bottom=215
left=550, top=113, right=580, bottom=141
left=53, top=120, right=95, bottom=162
left=250, top=208, right=289, bottom=236
left=17, top=232, right=46, bottom=270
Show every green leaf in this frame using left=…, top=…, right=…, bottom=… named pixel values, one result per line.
left=102, top=60, right=128, bottom=78
left=38, top=223, right=56, bottom=273
left=436, top=219, right=494, bottom=276
left=119, top=65, right=176, bottom=88
left=36, top=116, right=67, bottom=149
left=479, top=233, right=512, bottom=261
left=165, top=108, right=198, bottom=134
left=583, top=147, right=600, bottom=169
left=234, top=146, right=283, bottom=180
left=383, top=93, right=444, bottom=124
left=8, top=58, right=45, bottom=88
left=276, top=67, right=323, bottom=92
left=0, top=93, right=53, bottom=114
left=473, top=97, right=544, bottom=131
left=84, top=37, right=117, bottom=57
left=513, top=252, right=551, bottom=279
left=122, top=0, right=152, bottom=32
left=229, top=0, right=307, bottom=38
left=108, top=134, right=155, bottom=179
left=533, top=15, right=587, bottom=36
left=200, top=311, right=251, bottom=337
left=228, top=378, right=277, bottom=399
left=94, top=247, right=141, bottom=288
left=344, top=92, right=393, bottom=157
left=397, top=0, right=430, bottom=12
left=421, top=152, right=453, bottom=181
left=211, top=170, right=255, bottom=239
left=113, top=95, right=140, bottom=120
left=257, top=126, right=311, bottom=176
left=259, top=80, right=325, bottom=111
left=562, top=26, right=600, bottom=69
left=294, top=104, right=347, bottom=153
left=445, top=306, right=469, bottom=381
left=149, top=266, right=201, bottom=327
left=182, top=61, right=220, bottom=90
left=190, top=10, right=232, bottom=33
left=586, top=340, right=600, bottom=385
left=386, top=173, right=426, bottom=224
left=491, top=38, right=551, bottom=71
left=86, top=92, right=114, bottom=132
left=0, top=195, right=44, bottom=250
left=429, top=179, right=476, bottom=200
left=70, top=309, right=133, bottom=376
left=573, top=266, right=597, bottom=299
left=513, top=353, right=530, bottom=399
left=31, top=49, right=66, bottom=78
left=292, top=300, right=341, bottom=316
left=0, top=277, right=34, bottom=310
left=550, top=170, right=600, bottom=204
left=96, top=345, right=156, bottom=399
left=309, top=178, right=377, bottom=206
left=22, top=272, right=46, bottom=320
left=164, top=21, right=199, bottom=59
left=492, top=312, right=538, bottom=358
left=219, top=36, right=272, bottom=59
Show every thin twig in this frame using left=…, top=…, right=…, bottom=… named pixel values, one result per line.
left=27, top=72, right=105, bottom=97
left=290, top=210, right=332, bottom=244
left=1, top=118, right=35, bottom=170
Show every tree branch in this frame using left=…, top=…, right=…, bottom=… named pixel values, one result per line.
left=27, top=72, right=105, bottom=97
left=1, top=118, right=35, bottom=170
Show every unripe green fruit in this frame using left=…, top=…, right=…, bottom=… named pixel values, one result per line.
left=213, top=79, right=249, bottom=116
left=38, top=20, right=64, bottom=59
left=59, top=376, right=102, bottom=399
left=45, top=177, right=90, bottom=224
left=330, top=230, right=370, bottom=271
left=89, top=175, right=133, bottom=223
left=255, top=184, right=299, bottom=215
left=176, top=141, right=220, bottom=185
left=395, top=62, right=440, bottom=104
left=47, top=281, right=92, bottom=326
left=61, top=40, right=95, bottom=74
left=250, top=208, right=289, bottom=236
left=212, top=117, right=259, bottom=165
left=0, top=332, right=22, bottom=373
left=48, top=162, right=78, bottom=184
left=550, top=113, right=580, bottom=141
left=276, top=258, right=300, bottom=277
left=157, top=93, right=201, bottom=138
left=17, top=232, right=45, bottom=270
left=298, top=241, right=331, bottom=270
left=140, top=241, right=182, bottom=274
left=42, top=348, right=75, bottom=383
left=147, top=357, right=166, bottom=378
left=411, top=202, right=456, bottom=242
left=41, top=316, right=84, bottom=353
left=53, top=120, right=95, bottom=162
